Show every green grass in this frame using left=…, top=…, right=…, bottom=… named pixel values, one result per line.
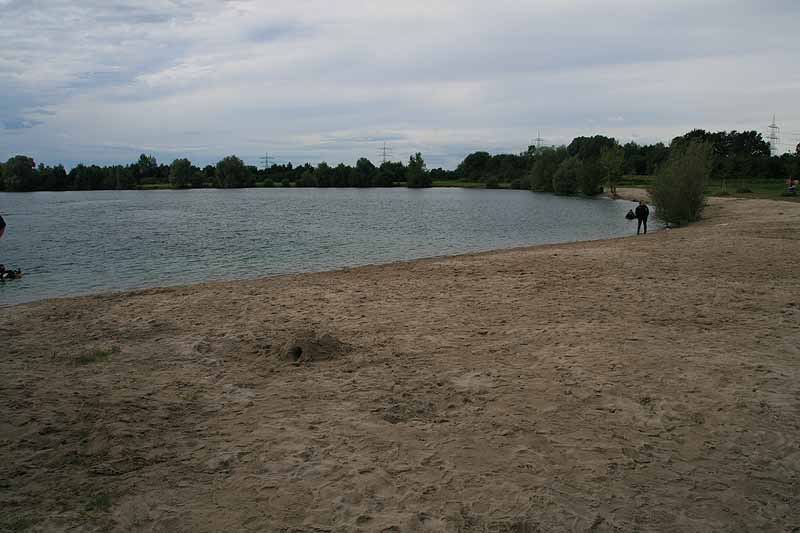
left=618, top=175, right=799, bottom=202
left=430, top=179, right=511, bottom=188
left=137, top=183, right=174, bottom=190
left=72, top=345, right=120, bottom=366
left=618, top=174, right=654, bottom=188
left=705, top=180, right=799, bottom=202
left=84, top=494, right=113, bottom=513
left=1, top=516, right=34, bottom=532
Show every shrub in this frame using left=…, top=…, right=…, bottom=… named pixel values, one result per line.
left=552, top=156, right=581, bottom=195
left=649, top=140, right=713, bottom=225
left=578, top=159, right=604, bottom=195
left=485, top=176, right=500, bottom=189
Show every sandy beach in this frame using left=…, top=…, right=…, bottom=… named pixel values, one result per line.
left=2, top=191, right=799, bottom=532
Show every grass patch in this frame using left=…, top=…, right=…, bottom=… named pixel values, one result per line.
left=72, top=345, right=120, bottom=366
left=430, top=179, right=511, bottom=188
left=706, top=180, right=799, bottom=202
left=1, top=516, right=35, bottom=531
left=85, top=493, right=113, bottom=513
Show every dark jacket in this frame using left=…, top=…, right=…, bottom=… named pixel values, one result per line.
left=635, top=204, right=649, bottom=220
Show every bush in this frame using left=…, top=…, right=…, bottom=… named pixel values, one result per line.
left=485, top=176, right=500, bottom=189
left=649, top=140, right=713, bottom=225
left=578, top=159, right=603, bottom=195
left=552, top=156, right=581, bottom=195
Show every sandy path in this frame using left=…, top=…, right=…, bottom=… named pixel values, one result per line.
left=1, top=194, right=799, bottom=532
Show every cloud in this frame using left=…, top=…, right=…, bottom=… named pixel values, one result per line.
left=1, top=0, right=799, bottom=168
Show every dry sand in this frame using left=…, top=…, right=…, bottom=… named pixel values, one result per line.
left=1, top=191, right=799, bottom=532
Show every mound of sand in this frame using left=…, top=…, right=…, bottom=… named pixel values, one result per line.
left=277, top=330, right=351, bottom=363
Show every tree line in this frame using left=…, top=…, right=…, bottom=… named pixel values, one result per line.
left=1, top=129, right=797, bottom=193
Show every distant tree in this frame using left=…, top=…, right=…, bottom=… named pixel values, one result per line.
left=567, top=135, right=617, bottom=161
left=133, top=154, right=159, bottom=185
left=375, top=161, right=404, bottom=187
left=428, top=167, right=450, bottom=183
left=316, top=162, right=332, bottom=187
left=300, top=168, right=318, bottom=187
left=201, top=165, right=216, bottom=187
left=406, top=152, right=431, bottom=188
left=2, top=155, right=37, bottom=191
left=169, top=158, right=193, bottom=189
left=332, top=163, right=350, bottom=187
left=600, top=144, right=625, bottom=198
left=578, top=158, right=604, bottom=196
left=456, top=151, right=492, bottom=181
left=215, top=155, right=250, bottom=188
left=37, top=163, right=69, bottom=190
left=351, top=158, right=376, bottom=187
left=528, top=146, right=567, bottom=192
left=650, top=140, right=713, bottom=225
left=552, top=156, right=581, bottom=195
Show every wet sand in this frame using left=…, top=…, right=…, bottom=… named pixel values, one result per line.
left=1, top=191, right=799, bottom=532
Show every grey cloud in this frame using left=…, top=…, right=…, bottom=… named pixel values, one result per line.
left=2, top=118, right=44, bottom=130
left=1, top=0, right=798, bottom=168
left=245, top=21, right=308, bottom=43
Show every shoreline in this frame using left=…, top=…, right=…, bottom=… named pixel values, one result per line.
left=2, top=193, right=800, bottom=531
left=4, top=187, right=650, bottom=309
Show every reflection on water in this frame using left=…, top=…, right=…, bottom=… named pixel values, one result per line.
left=0, top=188, right=640, bottom=305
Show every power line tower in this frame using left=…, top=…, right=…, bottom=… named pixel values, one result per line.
left=378, top=142, right=393, bottom=164
left=259, top=152, right=272, bottom=170
left=767, top=115, right=780, bottom=156
left=534, top=130, right=545, bottom=149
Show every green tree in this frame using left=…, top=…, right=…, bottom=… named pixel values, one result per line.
left=456, top=151, right=492, bottom=181
left=169, top=158, right=193, bottom=189
left=352, top=158, right=376, bottom=187
left=578, top=159, right=604, bottom=196
left=649, top=140, right=713, bottom=225
left=133, top=154, right=158, bottom=186
left=215, top=155, right=250, bottom=188
left=2, top=155, right=37, bottom=191
left=316, top=162, right=332, bottom=187
left=300, top=168, right=318, bottom=187
left=406, top=152, right=431, bottom=188
left=527, top=146, right=567, bottom=192
left=552, top=156, right=581, bottom=195
left=600, top=144, right=625, bottom=198
left=567, top=135, right=617, bottom=161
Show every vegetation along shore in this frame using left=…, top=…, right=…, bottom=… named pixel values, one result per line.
left=2, top=129, right=798, bottom=203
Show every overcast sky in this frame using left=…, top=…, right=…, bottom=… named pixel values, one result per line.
left=1, top=0, right=798, bottom=169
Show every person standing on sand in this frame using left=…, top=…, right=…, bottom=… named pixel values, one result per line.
left=635, top=201, right=649, bottom=235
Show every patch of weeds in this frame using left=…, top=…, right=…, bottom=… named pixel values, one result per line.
left=72, top=345, right=120, bottom=366
left=639, top=395, right=653, bottom=406
left=85, top=493, right=113, bottom=513
left=1, top=516, right=34, bottom=531
left=177, top=389, right=202, bottom=402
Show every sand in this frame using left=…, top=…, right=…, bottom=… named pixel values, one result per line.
left=1, top=191, right=799, bottom=532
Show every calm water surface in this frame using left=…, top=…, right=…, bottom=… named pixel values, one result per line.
left=0, top=188, right=641, bottom=306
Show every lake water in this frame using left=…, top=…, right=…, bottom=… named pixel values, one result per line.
left=0, top=188, right=641, bottom=306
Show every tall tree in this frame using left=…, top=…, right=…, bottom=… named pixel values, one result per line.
left=169, top=158, right=193, bottom=189
left=215, top=155, right=250, bottom=188
left=2, top=155, right=37, bottom=191
left=406, top=152, right=431, bottom=188
left=600, top=144, right=625, bottom=198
